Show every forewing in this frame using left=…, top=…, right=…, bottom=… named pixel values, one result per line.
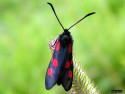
left=61, top=43, right=73, bottom=91
left=45, top=40, right=65, bottom=90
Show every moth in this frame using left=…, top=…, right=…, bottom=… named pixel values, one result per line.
left=45, top=2, right=95, bottom=91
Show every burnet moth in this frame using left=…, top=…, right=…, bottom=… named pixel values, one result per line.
left=45, top=2, right=95, bottom=91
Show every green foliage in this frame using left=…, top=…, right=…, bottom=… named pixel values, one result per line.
left=0, top=0, right=125, bottom=94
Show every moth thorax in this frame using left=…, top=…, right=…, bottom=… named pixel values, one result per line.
left=61, top=35, right=69, bottom=47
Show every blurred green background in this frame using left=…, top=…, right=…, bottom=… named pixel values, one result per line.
left=0, top=0, right=125, bottom=94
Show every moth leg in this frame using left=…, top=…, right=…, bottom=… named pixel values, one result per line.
left=49, top=36, right=59, bottom=48
left=49, top=39, right=57, bottom=51
left=51, top=39, right=57, bottom=47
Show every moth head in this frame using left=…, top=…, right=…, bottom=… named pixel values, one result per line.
left=64, top=29, right=68, bottom=33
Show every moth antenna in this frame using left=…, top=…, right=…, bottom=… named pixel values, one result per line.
left=68, top=12, right=96, bottom=30
left=48, top=2, right=65, bottom=30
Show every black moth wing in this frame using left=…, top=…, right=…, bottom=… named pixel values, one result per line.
left=45, top=39, right=62, bottom=90
left=45, top=31, right=73, bottom=91
left=61, top=43, right=73, bottom=91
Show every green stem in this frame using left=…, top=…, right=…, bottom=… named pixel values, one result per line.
left=68, top=55, right=100, bottom=94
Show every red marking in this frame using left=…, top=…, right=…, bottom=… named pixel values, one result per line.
left=53, top=59, right=58, bottom=67
left=69, top=43, right=72, bottom=53
left=48, top=68, right=52, bottom=76
left=65, top=61, right=70, bottom=68
left=68, top=70, right=72, bottom=78
left=51, top=57, right=53, bottom=62
left=55, top=41, right=60, bottom=51
left=71, top=60, right=73, bottom=64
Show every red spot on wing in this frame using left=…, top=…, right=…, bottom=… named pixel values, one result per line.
left=71, top=60, right=73, bottom=64
left=48, top=68, right=52, bottom=76
left=68, top=70, right=72, bottom=78
left=55, top=41, right=60, bottom=51
left=53, top=59, right=58, bottom=67
left=69, top=43, right=72, bottom=53
left=65, top=61, right=70, bottom=68
left=51, top=57, right=53, bottom=62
